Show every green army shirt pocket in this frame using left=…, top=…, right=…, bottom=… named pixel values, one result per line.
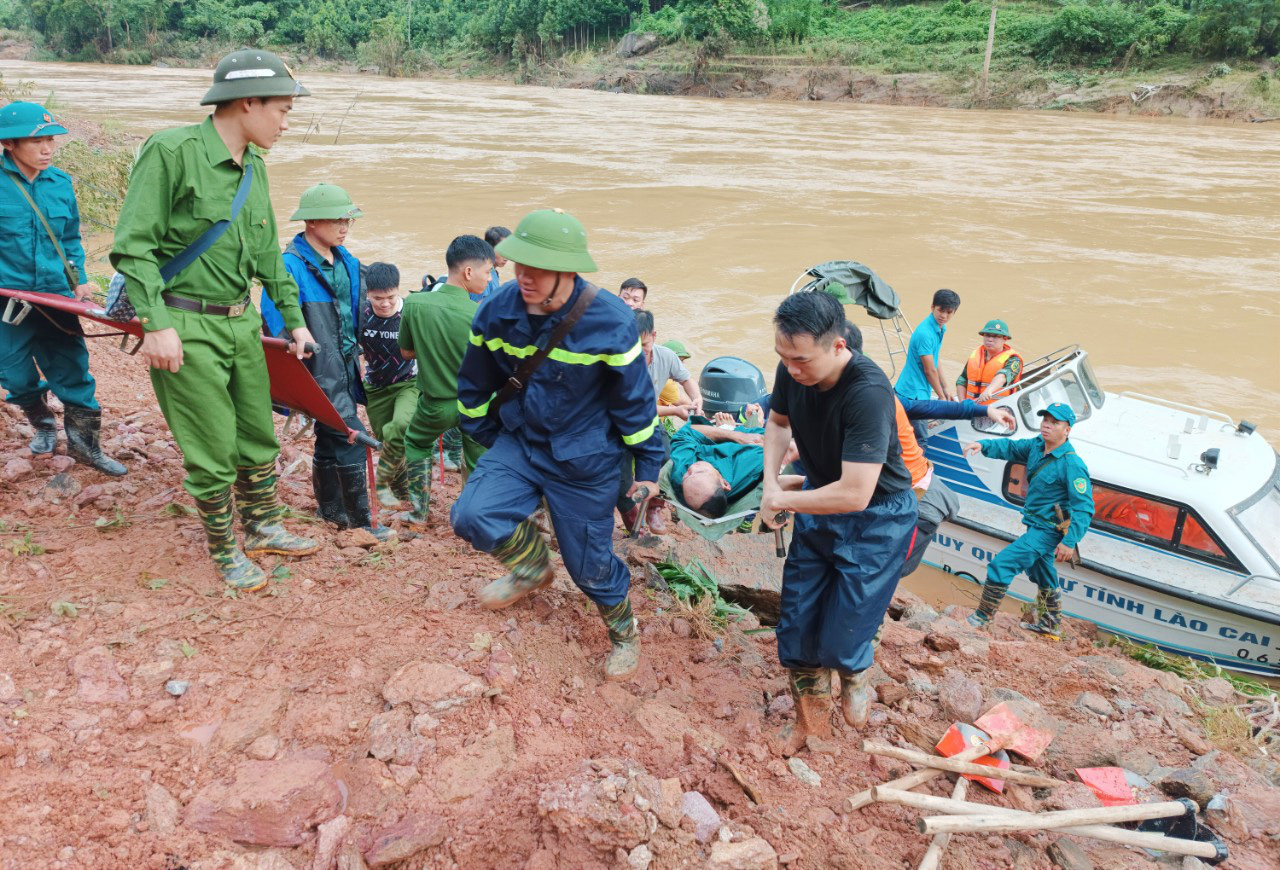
left=42, top=202, right=75, bottom=238
left=192, top=197, right=234, bottom=230
left=0, top=202, right=28, bottom=236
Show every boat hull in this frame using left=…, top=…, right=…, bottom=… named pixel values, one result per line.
left=922, top=521, right=1280, bottom=679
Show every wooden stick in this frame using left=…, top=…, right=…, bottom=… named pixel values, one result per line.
left=846, top=741, right=992, bottom=812
left=874, top=789, right=1222, bottom=860
left=862, top=741, right=1063, bottom=788
left=919, top=799, right=1192, bottom=835
left=919, top=777, right=968, bottom=870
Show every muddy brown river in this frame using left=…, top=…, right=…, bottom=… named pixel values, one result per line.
left=4, top=60, right=1278, bottom=608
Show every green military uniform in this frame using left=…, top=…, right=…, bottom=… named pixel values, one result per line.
left=110, top=50, right=316, bottom=590
left=398, top=283, right=484, bottom=522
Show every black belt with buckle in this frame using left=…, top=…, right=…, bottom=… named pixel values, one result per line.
left=162, top=292, right=249, bottom=317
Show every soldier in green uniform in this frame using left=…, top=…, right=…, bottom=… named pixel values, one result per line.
left=111, top=49, right=319, bottom=591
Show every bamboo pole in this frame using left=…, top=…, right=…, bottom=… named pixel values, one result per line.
left=919, top=799, right=1193, bottom=836
left=918, top=777, right=968, bottom=870
left=846, top=741, right=992, bottom=812
left=873, top=789, right=1224, bottom=861
left=861, top=741, right=1063, bottom=788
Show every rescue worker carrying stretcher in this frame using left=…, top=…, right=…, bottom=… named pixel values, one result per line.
left=963, top=402, right=1093, bottom=639
left=955, top=318, right=1023, bottom=404
left=450, top=209, right=665, bottom=682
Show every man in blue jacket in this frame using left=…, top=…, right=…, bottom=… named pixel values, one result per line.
left=261, top=183, right=390, bottom=541
left=451, top=208, right=665, bottom=682
left=963, top=402, right=1094, bottom=639
left=0, top=101, right=125, bottom=475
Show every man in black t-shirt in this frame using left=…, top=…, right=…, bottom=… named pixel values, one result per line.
left=761, top=292, right=918, bottom=755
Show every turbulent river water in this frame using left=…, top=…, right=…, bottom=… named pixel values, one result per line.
left=4, top=60, right=1278, bottom=606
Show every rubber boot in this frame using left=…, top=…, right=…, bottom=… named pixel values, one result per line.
left=335, top=463, right=395, bottom=542
left=194, top=489, right=267, bottom=591
left=837, top=668, right=871, bottom=728
left=375, top=453, right=406, bottom=509
left=19, top=396, right=58, bottom=455
left=391, top=457, right=410, bottom=502
left=63, top=406, right=126, bottom=476
left=1020, top=587, right=1063, bottom=640
left=966, top=582, right=1006, bottom=629
left=478, top=519, right=555, bottom=610
left=597, top=597, right=640, bottom=681
left=441, top=427, right=462, bottom=472
left=235, top=461, right=319, bottom=559
left=397, top=455, right=433, bottom=526
left=781, top=668, right=834, bottom=756
left=312, top=460, right=350, bottom=528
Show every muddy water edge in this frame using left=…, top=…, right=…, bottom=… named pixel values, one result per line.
left=5, top=60, right=1277, bottom=613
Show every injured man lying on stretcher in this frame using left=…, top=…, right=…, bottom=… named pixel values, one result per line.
left=670, top=412, right=799, bottom=519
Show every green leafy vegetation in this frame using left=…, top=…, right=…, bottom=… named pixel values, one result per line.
left=1, top=0, right=1273, bottom=73
left=653, top=556, right=752, bottom=634
left=1107, top=634, right=1275, bottom=698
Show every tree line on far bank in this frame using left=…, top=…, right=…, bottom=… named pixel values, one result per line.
left=3, top=0, right=1275, bottom=75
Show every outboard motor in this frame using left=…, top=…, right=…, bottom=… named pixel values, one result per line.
left=699, top=356, right=766, bottom=418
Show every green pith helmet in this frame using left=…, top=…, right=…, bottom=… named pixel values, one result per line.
left=662, top=339, right=690, bottom=360
left=821, top=280, right=854, bottom=305
left=0, top=102, right=68, bottom=140
left=201, top=49, right=310, bottom=106
left=979, top=318, right=1011, bottom=338
left=290, top=183, right=363, bottom=221
left=495, top=209, right=598, bottom=273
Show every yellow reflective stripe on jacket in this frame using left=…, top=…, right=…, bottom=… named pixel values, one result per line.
left=622, top=417, right=658, bottom=446
left=470, top=333, right=642, bottom=368
left=458, top=398, right=491, bottom=418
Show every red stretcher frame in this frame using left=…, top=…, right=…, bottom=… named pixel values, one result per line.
left=0, top=287, right=382, bottom=523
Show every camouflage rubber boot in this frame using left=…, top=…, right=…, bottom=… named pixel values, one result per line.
left=441, top=427, right=463, bottom=472
left=194, top=489, right=267, bottom=591
left=782, top=667, right=834, bottom=756
left=335, top=463, right=395, bottom=542
left=391, top=456, right=410, bottom=502
left=597, top=597, right=640, bottom=682
left=478, top=519, right=555, bottom=610
left=19, top=396, right=58, bottom=455
left=235, top=461, right=320, bottom=559
left=1021, top=587, right=1063, bottom=640
left=396, top=456, right=433, bottom=526
left=375, top=453, right=406, bottom=509
left=967, top=582, right=1006, bottom=629
left=837, top=668, right=871, bottom=728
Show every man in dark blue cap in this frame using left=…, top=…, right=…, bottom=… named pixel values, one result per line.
left=963, top=402, right=1094, bottom=638
left=0, top=101, right=126, bottom=476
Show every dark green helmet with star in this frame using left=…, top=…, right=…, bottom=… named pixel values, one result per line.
left=979, top=318, right=1011, bottom=338
left=496, top=209, right=598, bottom=273
left=201, top=49, right=310, bottom=106
left=0, top=102, right=68, bottom=140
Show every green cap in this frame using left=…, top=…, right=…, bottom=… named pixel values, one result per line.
left=291, top=183, right=363, bottom=221
left=1038, top=402, right=1077, bottom=426
left=495, top=209, right=597, bottom=273
left=201, top=49, right=310, bottom=106
left=0, top=102, right=68, bottom=139
left=661, top=339, right=690, bottom=360
left=979, top=318, right=1011, bottom=338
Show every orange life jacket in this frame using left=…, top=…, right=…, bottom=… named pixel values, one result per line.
left=894, top=398, right=930, bottom=487
left=963, top=345, right=1024, bottom=403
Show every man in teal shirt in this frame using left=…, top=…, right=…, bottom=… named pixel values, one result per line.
left=963, top=402, right=1094, bottom=639
left=670, top=421, right=766, bottom=518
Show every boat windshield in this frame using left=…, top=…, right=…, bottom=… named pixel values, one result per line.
left=1017, top=371, right=1092, bottom=429
left=1078, top=356, right=1106, bottom=408
left=1234, top=481, right=1280, bottom=573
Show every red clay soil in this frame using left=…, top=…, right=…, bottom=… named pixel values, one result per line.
left=1, top=341, right=1278, bottom=870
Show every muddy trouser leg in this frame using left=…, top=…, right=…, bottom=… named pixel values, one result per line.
left=974, top=527, right=1057, bottom=625
left=1026, top=543, right=1063, bottom=633
left=450, top=432, right=544, bottom=556
left=402, top=395, right=457, bottom=522
left=2, top=306, right=99, bottom=410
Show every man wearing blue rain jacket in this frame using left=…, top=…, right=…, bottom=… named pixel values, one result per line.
left=451, top=208, right=664, bottom=683
left=261, top=183, right=390, bottom=542
left=963, top=401, right=1094, bottom=639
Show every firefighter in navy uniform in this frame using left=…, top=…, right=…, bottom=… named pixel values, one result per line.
left=450, top=209, right=664, bottom=682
